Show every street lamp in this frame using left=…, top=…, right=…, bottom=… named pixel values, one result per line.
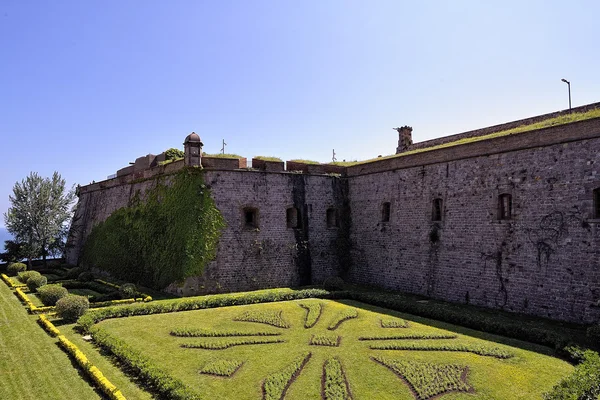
left=561, top=78, right=571, bottom=110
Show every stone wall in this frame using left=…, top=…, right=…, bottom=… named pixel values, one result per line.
left=66, top=167, right=344, bottom=296
left=347, top=121, right=600, bottom=323
left=65, top=112, right=600, bottom=324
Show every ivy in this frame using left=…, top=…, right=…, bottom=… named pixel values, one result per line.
left=81, top=168, right=225, bottom=289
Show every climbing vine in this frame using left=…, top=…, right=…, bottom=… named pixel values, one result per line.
left=82, top=168, right=225, bottom=289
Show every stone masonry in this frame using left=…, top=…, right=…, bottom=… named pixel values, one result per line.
left=66, top=104, right=600, bottom=324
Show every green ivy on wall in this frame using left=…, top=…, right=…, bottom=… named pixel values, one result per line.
left=82, top=168, right=224, bottom=289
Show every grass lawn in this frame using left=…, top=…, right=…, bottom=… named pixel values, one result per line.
left=0, top=280, right=101, bottom=399
left=96, top=299, right=573, bottom=399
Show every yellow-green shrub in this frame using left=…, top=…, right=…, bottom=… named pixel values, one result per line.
left=38, top=314, right=61, bottom=337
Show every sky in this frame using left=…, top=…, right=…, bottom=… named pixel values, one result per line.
left=1, top=0, right=599, bottom=229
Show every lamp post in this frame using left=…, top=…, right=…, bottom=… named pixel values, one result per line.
left=561, top=78, right=571, bottom=110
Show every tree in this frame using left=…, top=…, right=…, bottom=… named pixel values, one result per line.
left=0, top=240, right=27, bottom=263
left=4, top=172, right=75, bottom=267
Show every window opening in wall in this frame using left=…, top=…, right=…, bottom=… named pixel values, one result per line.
left=243, top=207, right=258, bottom=229
left=287, top=207, right=300, bottom=228
left=594, top=188, right=600, bottom=218
left=326, top=208, right=339, bottom=228
left=381, top=202, right=391, bottom=223
left=498, top=194, right=512, bottom=220
left=431, top=198, right=443, bottom=222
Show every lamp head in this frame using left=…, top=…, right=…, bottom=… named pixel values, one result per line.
left=561, top=78, right=569, bottom=84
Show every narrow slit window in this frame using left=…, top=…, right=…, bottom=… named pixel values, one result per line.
left=287, top=207, right=300, bottom=228
left=243, top=207, right=258, bottom=229
left=432, top=198, right=443, bottom=222
left=326, top=208, right=338, bottom=228
left=381, top=202, right=391, bottom=222
left=498, top=194, right=512, bottom=220
left=594, top=188, right=600, bottom=218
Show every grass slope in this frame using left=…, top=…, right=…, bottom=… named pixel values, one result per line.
left=0, top=282, right=100, bottom=400
left=94, top=299, right=573, bottom=399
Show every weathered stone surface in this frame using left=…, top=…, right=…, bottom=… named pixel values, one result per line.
left=66, top=111, right=600, bottom=324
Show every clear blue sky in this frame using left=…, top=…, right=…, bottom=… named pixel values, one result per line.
left=1, top=1, right=599, bottom=228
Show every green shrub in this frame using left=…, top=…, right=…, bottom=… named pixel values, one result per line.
left=587, top=324, right=600, bottom=344
left=18, top=270, right=41, bottom=283
left=323, top=276, right=345, bottom=291
left=27, top=275, right=47, bottom=291
left=199, top=359, right=243, bottom=377
left=37, top=284, right=69, bottom=306
left=90, top=326, right=201, bottom=400
left=56, top=295, right=90, bottom=322
left=65, top=266, right=83, bottom=279
left=263, top=352, right=311, bottom=400
left=234, top=310, right=290, bottom=328
left=543, top=349, right=600, bottom=399
left=181, top=337, right=284, bottom=350
left=323, top=358, right=351, bottom=399
left=8, top=262, right=27, bottom=276
left=165, top=148, right=184, bottom=161
left=77, top=271, right=94, bottom=282
left=118, top=283, right=137, bottom=299
left=78, top=288, right=333, bottom=331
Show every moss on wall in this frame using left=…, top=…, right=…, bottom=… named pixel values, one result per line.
left=81, top=168, right=225, bottom=289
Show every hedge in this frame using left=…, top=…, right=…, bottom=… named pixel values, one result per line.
left=341, top=291, right=581, bottom=351
left=57, top=335, right=126, bottom=400
left=14, top=287, right=55, bottom=313
left=544, top=349, right=600, bottom=399
left=38, top=314, right=61, bottom=337
left=78, top=288, right=333, bottom=331
left=1, top=273, right=25, bottom=288
left=90, top=327, right=199, bottom=400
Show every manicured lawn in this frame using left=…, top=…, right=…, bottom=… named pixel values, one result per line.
left=0, top=280, right=101, bottom=400
left=96, top=299, right=573, bottom=399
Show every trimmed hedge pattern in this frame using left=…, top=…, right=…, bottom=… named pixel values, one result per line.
left=181, top=337, right=285, bottom=350
left=78, top=289, right=332, bottom=332
left=91, top=326, right=201, bottom=399
left=58, top=335, right=126, bottom=400
left=38, top=314, right=61, bottom=337
left=373, top=356, right=471, bottom=400
left=309, top=333, right=341, bottom=347
left=370, top=342, right=513, bottom=359
left=322, top=358, right=352, bottom=400
left=234, top=310, right=291, bottom=329
left=171, top=328, right=281, bottom=337
left=263, top=352, right=311, bottom=400
left=381, top=318, right=409, bottom=328
left=299, top=302, right=323, bottom=328
left=358, top=333, right=457, bottom=341
left=199, top=359, right=243, bottom=377
left=327, top=308, right=358, bottom=330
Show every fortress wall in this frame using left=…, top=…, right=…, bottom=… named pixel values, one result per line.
left=66, top=167, right=343, bottom=295
left=347, top=134, right=600, bottom=323
left=173, top=170, right=342, bottom=295
left=408, top=101, right=600, bottom=151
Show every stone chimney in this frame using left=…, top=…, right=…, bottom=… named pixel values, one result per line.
left=394, top=126, right=413, bottom=154
left=184, top=132, right=203, bottom=167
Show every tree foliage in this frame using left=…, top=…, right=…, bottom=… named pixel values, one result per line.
left=3, top=172, right=75, bottom=265
left=82, top=168, right=225, bottom=289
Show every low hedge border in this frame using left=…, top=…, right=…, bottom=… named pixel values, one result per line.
left=14, top=287, right=56, bottom=314
left=77, top=288, right=333, bottom=331
left=95, top=279, right=152, bottom=302
left=74, top=287, right=599, bottom=399
left=90, top=326, right=200, bottom=400
left=38, top=314, right=61, bottom=337
left=57, top=335, right=126, bottom=400
left=1, top=273, right=26, bottom=289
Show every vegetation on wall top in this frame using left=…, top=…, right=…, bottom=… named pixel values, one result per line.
left=81, top=168, right=225, bottom=289
left=202, top=153, right=243, bottom=159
